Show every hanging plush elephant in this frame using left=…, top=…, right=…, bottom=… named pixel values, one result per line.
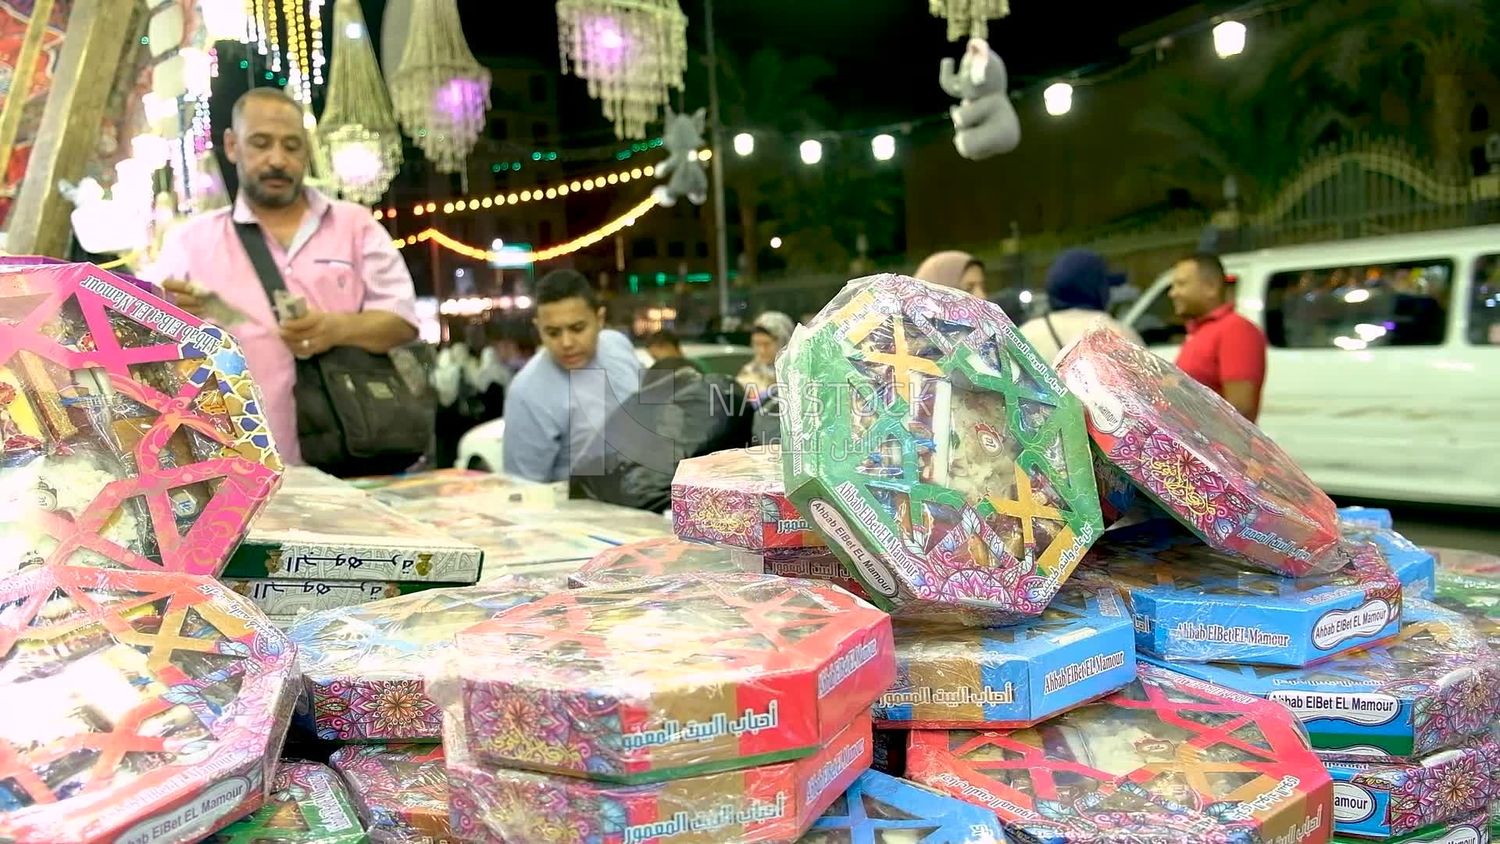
left=653, top=107, right=709, bottom=207
left=940, top=38, right=1021, bottom=161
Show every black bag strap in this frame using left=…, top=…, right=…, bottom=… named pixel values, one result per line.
left=233, top=221, right=288, bottom=299
left=1043, top=312, right=1065, bottom=350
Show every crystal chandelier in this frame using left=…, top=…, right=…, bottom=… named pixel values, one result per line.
left=556, top=0, right=688, bottom=140
left=388, top=0, right=491, bottom=174
left=319, top=0, right=402, bottom=202
left=930, top=0, right=1011, bottom=40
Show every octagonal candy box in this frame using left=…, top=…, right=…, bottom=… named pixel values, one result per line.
left=907, top=665, right=1333, bottom=844
left=779, top=274, right=1104, bottom=625
left=799, top=769, right=1005, bottom=844
left=0, top=566, right=299, bottom=844
left=1055, top=326, right=1344, bottom=578
left=287, top=583, right=550, bottom=741
left=450, top=573, right=895, bottom=784
left=673, top=446, right=825, bottom=551
left=328, top=744, right=451, bottom=844
left=567, top=537, right=750, bottom=588
left=1323, top=733, right=1500, bottom=839
left=0, top=262, right=283, bottom=576
left=205, top=762, right=366, bottom=844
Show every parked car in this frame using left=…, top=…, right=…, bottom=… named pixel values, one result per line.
left=1122, top=225, right=1500, bottom=507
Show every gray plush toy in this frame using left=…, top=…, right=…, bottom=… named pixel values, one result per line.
left=940, top=37, right=1021, bottom=161
left=652, top=107, right=709, bottom=207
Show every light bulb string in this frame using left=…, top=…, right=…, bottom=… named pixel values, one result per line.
left=396, top=193, right=661, bottom=263
left=394, top=155, right=686, bottom=220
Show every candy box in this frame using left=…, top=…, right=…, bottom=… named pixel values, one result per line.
left=1324, top=734, right=1500, bottom=838
left=453, top=573, right=895, bottom=784
left=907, top=664, right=1333, bottom=844
left=0, top=262, right=282, bottom=576
left=875, top=582, right=1135, bottom=729
left=444, top=713, right=873, bottom=844
left=359, top=468, right=552, bottom=510
left=1079, top=523, right=1403, bottom=666
left=226, top=487, right=484, bottom=583
left=672, top=446, right=825, bottom=550
left=277, top=465, right=362, bottom=498
left=873, top=729, right=908, bottom=777
left=328, top=745, right=451, bottom=844
left=747, top=547, right=874, bottom=601
left=205, top=762, right=367, bottom=844
left=1432, top=548, right=1500, bottom=579
left=779, top=274, right=1104, bottom=625
left=1333, top=810, right=1492, bottom=844
left=800, top=769, right=1005, bottom=844
left=1337, top=507, right=1393, bottom=530
left=567, top=537, right=749, bottom=588
left=0, top=566, right=299, bottom=844
left=222, top=577, right=444, bottom=618
left=1432, top=570, right=1499, bottom=649
left=1158, top=602, right=1500, bottom=760
left=1340, top=523, right=1436, bottom=600
left=288, top=584, right=548, bottom=741
left=1056, top=326, right=1345, bottom=578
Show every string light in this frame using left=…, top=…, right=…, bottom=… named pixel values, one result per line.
left=265, top=0, right=282, bottom=72
left=403, top=158, right=664, bottom=216
left=309, top=0, right=326, bottom=86
left=401, top=194, right=662, bottom=263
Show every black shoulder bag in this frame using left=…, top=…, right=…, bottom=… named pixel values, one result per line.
left=235, top=222, right=434, bottom=477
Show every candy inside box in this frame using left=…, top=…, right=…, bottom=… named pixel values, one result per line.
left=1079, top=523, right=1403, bottom=666
left=907, top=664, right=1333, bottom=844
left=1339, top=522, right=1436, bottom=600
left=329, top=744, right=452, bottom=844
left=779, top=273, right=1104, bottom=625
left=204, top=761, right=366, bottom=844
left=0, top=262, right=283, bottom=577
left=0, top=566, right=299, bottom=844
left=1324, top=733, right=1500, bottom=839
left=288, top=583, right=549, bottom=741
left=450, top=573, right=894, bottom=784
left=1056, top=325, right=1346, bottom=578
left=1158, top=601, right=1500, bottom=761
left=875, top=582, right=1136, bottom=729
left=671, top=445, right=825, bottom=550
left=800, top=769, right=1004, bottom=844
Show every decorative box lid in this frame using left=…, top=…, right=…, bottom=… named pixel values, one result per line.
left=567, top=537, right=748, bottom=588
left=328, top=744, right=452, bottom=844
left=205, top=762, right=368, bottom=844
left=780, top=273, right=1104, bottom=625
left=800, top=769, right=1006, bottom=843
left=672, top=446, right=826, bottom=550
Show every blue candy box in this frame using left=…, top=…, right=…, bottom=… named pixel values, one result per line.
left=800, top=770, right=1005, bottom=844
left=1340, top=523, right=1437, bottom=600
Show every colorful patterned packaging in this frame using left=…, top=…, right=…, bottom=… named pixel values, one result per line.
left=1158, top=602, right=1500, bottom=761
left=1094, top=450, right=1139, bottom=527
left=1079, top=524, right=1403, bottom=666
left=205, top=762, right=367, bottom=844
left=1055, top=326, right=1345, bottom=578
left=779, top=274, right=1104, bottom=625
left=1433, top=569, right=1499, bottom=649
left=222, top=577, right=443, bottom=618
left=907, top=665, right=1333, bottom=844
left=328, top=744, right=452, bottom=844
left=1434, top=548, right=1500, bottom=580
left=567, top=537, right=749, bottom=588
left=672, top=446, right=825, bottom=550
left=0, top=566, right=299, bottom=843
left=1325, top=733, right=1499, bottom=839
left=358, top=468, right=553, bottom=510
left=1336, top=507, right=1393, bottom=530
left=1341, top=523, right=1436, bottom=600
left=445, top=713, right=873, bottom=844
left=745, top=547, right=874, bottom=601
left=452, top=573, right=895, bottom=784
left=226, top=488, right=484, bottom=583
left=1333, top=810, right=1491, bottom=844
left=799, top=769, right=1004, bottom=844
left=0, top=262, right=282, bottom=576
left=287, top=584, right=549, bottom=741
left=875, top=583, right=1135, bottom=729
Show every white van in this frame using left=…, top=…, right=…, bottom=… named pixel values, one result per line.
left=1122, top=225, right=1500, bottom=507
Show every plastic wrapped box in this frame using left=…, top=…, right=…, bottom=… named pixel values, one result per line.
left=0, top=262, right=283, bottom=576
left=907, top=664, right=1333, bottom=844
left=779, top=274, right=1104, bottom=625
left=672, top=446, right=825, bottom=550
left=1340, top=523, right=1436, bottom=600
left=1434, top=548, right=1500, bottom=579
left=1158, top=602, right=1500, bottom=761
left=1325, top=733, right=1500, bottom=838
left=1336, top=810, right=1492, bottom=843
left=567, top=537, right=749, bottom=588
left=1079, top=524, right=1403, bottom=666
left=328, top=745, right=452, bottom=844
left=875, top=582, right=1135, bottom=729
left=358, top=468, right=552, bottom=510
left=1055, top=326, right=1345, bottom=577
left=221, top=577, right=442, bottom=618
left=1336, top=507, right=1394, bottom=530
left=287, top=584, right=549, bottom=741
left=747, top=547, right=873, bottom=601
left=453, top=573, right=895, bottom=783
left=1433, top=569, right=1499, bottom=649
left=799, top=769, right=1004, bottom=844
left=0, top=566, right=299, bottom=843
left=205, top=762, right=367, bottom=844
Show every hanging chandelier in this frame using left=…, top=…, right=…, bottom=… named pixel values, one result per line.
left=555, top=0, right=688, bottom=140
left=319, top=0, right=402, bottom=203
left=930, top=0, right=1011, bottom=40
left=388, top=0, right=491, bottom=174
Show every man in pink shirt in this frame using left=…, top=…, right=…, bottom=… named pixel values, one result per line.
left=143, top=88, right=417, bottom=465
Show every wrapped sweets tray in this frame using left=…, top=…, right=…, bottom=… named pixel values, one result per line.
left=222, top=577, right=446, bottom=619
left=445, top=713, right=873, bottom=844
left=288, top=584, right=549, bottom=741
left=329, top=744, right=452, bottom=844
left=1056, top=326, right=1346, bottom=578
left=205, top=761, right=367, bottom=844
left=779, top=273, right=1104, bottom=625
left=1335, top=810, right=1492, bottom=843
left=358, top=468, right=552, bottom=509
left=1324, top=733, right=1500, bottom=838
left=875, top=582, right=1135, bottom=729
left=1079, top=523, right=1402, bottom=666
left=799, top=769, right=1005, bottom=844
left=453, top=573, right=894, bottom=784
left=672, top=446, right=825, bottom=550
left=1160, top=601, right=1500, bottom=761
left=908, top=664, right=1333, bottom=844
left=226, top=486, right=483, bottom=583
left=1339, top=522, right=1436, bottom=600
left=568, top=538, right=751, bottom=588
left=1433, top=568, right=1499, bottom=649
left=0, top=566, right=299, bottom=844
left=0, top=261, right=282, bottom=576
left=747, top=546, right=873, bottom=601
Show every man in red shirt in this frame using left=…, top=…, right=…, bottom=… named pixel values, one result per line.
left=1168, top=253, right=1268, bottom=421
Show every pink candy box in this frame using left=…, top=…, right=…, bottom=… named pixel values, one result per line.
left=671, top=446, right=825, bottom=551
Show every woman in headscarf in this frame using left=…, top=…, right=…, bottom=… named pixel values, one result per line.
left=1019, top=248, right=1143, bottom=363
left=914, top=250, right=987, bottom=298
left=736, top=310, right=794, bottom=396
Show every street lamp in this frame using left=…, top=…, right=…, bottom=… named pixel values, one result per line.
left=491, top=238, right=504, bottom=252
left=871, top=133, right=896, bottom=161
left=1043, top=83, right=1073, bottom=117
left=1213, top=20, right=1247, bottom=58
left=733, top=132, right=755, bottom=156
left=799, top=139, right=823, bottom=165
left=770, top=236, right=783, bottom=249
